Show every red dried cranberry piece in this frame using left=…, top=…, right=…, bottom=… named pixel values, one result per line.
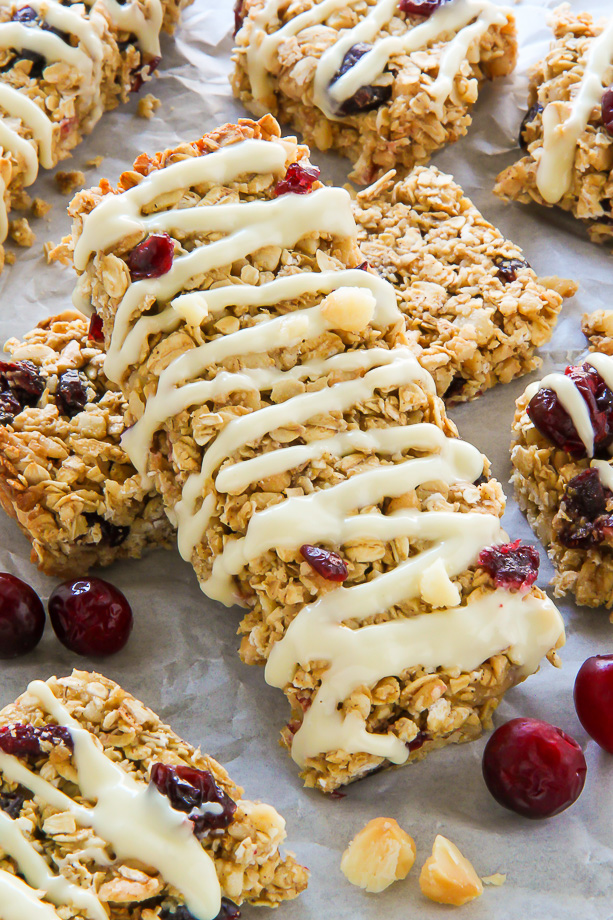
left=399, top=0, right=445, bottom=16
left=0, top=360, right=44, bottom=408
left=56, top=370, right=88, bottom=418
left=602, top=85, right=613, bottom=137
left=126, top=232, right=174, bottom=280
left=160, top=901, right=240, bottom=920
left=563, top=468, right=607, bottom=519
left=84, top=513, right=129, bottom=548
left=0, top=390, right=21, bottom=426
left=574, top=654, right=613, bottom=754
left=0, top=788, right=29, bottom=818
left=0, top=573, right=45, bottom=659
left=329, top=43, right=393, bottom=115
left=130, top=54, right=161, bottom=92
left=519, top=102, right=543, bottom=149
left=0, top=723, right=73, bottom=756
left=150, top=763, right=237, bottom=836
left=233, top=0, right=245, bottom=36
left=88, top=313, right=104, bottom=343
left=274, top=162, right=321, bottom=197
left=48, top=577, right=133, bottom=657
left=494, top=257, right=529, bottom=283
left=357, top=261, right=369, bottom=271
left=300, top=544, right=348, bottom=581
left=407, top=730, right=428, bottom=753
left=477, top=539, right=539, bottom=591
left=482, top=718, right=586, bottom=819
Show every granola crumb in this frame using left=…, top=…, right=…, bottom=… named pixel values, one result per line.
left=31, top=197, right=52, bottom=219
left=11, top=189, right=32, bottom=211
left=340, top=818, right=416, bottom=893
left=8, top=217, right=35, bottom=247
left=85, top=155, right=104, bottom=168
left=4, top=250, right=15, bottom=266
left=482, top=873, right=506, bottom=887
left=137, top=93, right=162, bottom=119
left=55, top=170, right=86, bottom=196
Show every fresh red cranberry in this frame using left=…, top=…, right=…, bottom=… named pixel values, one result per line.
left=399, top=0, right=445, bottom=15
left=48, top=577, right=133, bottom=657
left=55, top=370, right=88, bottom=418
left=0, top=360, right=44, bottom=408
left=87, top=313, right=104, bottom=343
left=527, top=363, right=613, bottom=459
left=477, top=540, right=539, bottom=591
left=159, top=900, right=240, bottom=920
left=300, top=544, right=348, bottom=581
left=0, top=574, right=45, bottom=659
left=574, top=655, right=613, bottom=753
left=330, top=43, right=392, bottom=115
left=126, top=232, right=174, bottom=280
left=0, top=723, right=73, bottom=756
left=495, top=257, right=530, bottom=283
left=0, top=789, right=29, bottom=818
left=0, top=390, right=21, bottom=426
left=233, top=0, right=245, bottom=36
left=482, top=718, right=587, bottom=819
left=150, top=763, right=237, bottom=836
left=274, top=163, right=321, bottom=197
left=519, top=102, right=543, bottom=149
left=602, top=86, right=613, bottom=136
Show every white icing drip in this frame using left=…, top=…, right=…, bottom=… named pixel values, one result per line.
left=585, top=352, right=613, bottom=391
left=0, top=682, right=222, bottom=920
left=0, top=84, right=54, bottom=170
left=244, top=0, right=507, bottom=120
left=591, top=458, right=613, bottom=489
left=524, top=372, right=596, bottom=457
left=0, top=810, right=107, bottom=920
left=100, top=0, right=164, bottom=56
left=537, top=16, right=613, bottom=204
left=0, top=869, right=62, bottom=920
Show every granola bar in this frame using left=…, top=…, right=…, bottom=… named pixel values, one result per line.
left=0, top=0, right=191, bottom=273
left=0, top=669, right=308, bottom=917
left=64, top=116, right=565, bottom=792
left=511, top=350, right=613, bottom=612
left=494, top=7, right=613, bottom=245
left=0, top=311, right=173, bottom=577
left=353, top=167, right=576, bottom=401
left=231, top=0, right=517, bottom=184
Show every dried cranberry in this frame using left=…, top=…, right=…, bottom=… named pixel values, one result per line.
left=233, top=0, right=245, bottom=36
left=399, top=0, right=445, bottom=15
left=300, top=544, right=348, bottom=581
left=84, top=513, right=129, bottom=548
left=0, top=788, right=29, bottom=818
left=48, top=577, right=133, bottom=657
left=130, top=54, right=161, bottom=92
left=0, top=360, right=44, bottom=408
left=473, top=473, right=489, bottom=487
left=494, top=257, right=529, bottom=283
left=357, top=261, right=369, bottom=271
left=274, top=162, right=320, bottom=197
left=527, top=363, right=613, bottom=459
left=87, top=313, right=104, bottom=343
left=477, top=540, right=539, bottom=591
left=574, top=655, right=613, bottom=753
left=12, top=6, right=37, bottom=22
left=563, top=468, right=607, bottom=520
left=519, top=102, right=543, bottom=149
left=330, top=43, right=393, bottom=116
left=126, top=232, right=174, bottom=280
left=0, top=573, right=45, bottom=659
left=55, top=370, right=88, bottom=418
left=0, top=723, right=73, bottom=756
left=150, top=763, right=237, bottom=836
left=0, top=390, right=21, bottom=426
left=445, top=375, right=466, bottom=400
left=159, top=901, right=240, bottom=920
left=482, top=718, right=586, bottom=819
left=407, top=730, right=427, bottom=752
left=602, top=85, right=613, bottom=137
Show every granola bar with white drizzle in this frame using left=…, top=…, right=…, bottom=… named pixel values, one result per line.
left=0, top=0, right=191, bottom=273
left=353, top=167, right=576, bottom=401
left=511, top=349, right=613, bottom=612
left=231, top=0, right=517, bottom=184
left=495, top=6, right=613, bottom=245
left=0, top=669, right=308, bottom=918
left=0, top=311, right=173, bottom=577
left=63, top=116, right=564, bottom=791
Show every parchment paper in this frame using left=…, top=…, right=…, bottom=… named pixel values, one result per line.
left=0, top=2, right=612, bottom=917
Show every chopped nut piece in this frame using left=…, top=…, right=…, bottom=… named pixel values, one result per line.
left=419, top=835, right=483, bottom=906
left=55, top=170, right=86, bottom=196
left=137, top=93, right=162, bottom=119
left=340, top=817, right=416, bottom=893
left=320, top=287, right=375, bottom=333
left=85, top=155, right=104, bottom=169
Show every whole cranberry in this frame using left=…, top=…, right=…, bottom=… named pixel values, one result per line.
left=482, top=718, right=586, bottom=819
left=574, top=655, right=613, bottom=753
left=0, top=574, right=45, bottom=659
left=48, top=577, right=133, bottom=657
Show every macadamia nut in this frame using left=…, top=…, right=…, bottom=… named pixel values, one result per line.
left=340, top=817, right=416, bottom=893
left=419, top=835, right=483, bottom=906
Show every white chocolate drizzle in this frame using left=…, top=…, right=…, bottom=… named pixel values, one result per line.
left=0, top=680, right=222, bottom=920
left=74, top=136, right=565, bottom=765
left=0, top=869, right=62, bottom=920
left=536, top=16, right=613, bottom=204
left=242, top=0, right=508, bottom=120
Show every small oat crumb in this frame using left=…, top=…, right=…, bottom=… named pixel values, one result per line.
left=137, top=93, right=162, bottom=119
left=55, top=170, right=86, bottom=195
left=340, top=817, right=416, bottom=893
left=9, top=217, right=35, bottom=247
left=5, top=250, right=15, bottom=265
left=12, top=190, right=32, bottom=211
left=482, top=873, right=506, bottom=887
left=31, top=197, right=51, bottom=219
left=85, top=155, right=104, bottom=168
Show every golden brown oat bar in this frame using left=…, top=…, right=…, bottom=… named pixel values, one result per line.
left=0, top=311, right=173, bottom=577
left=65, top=117, right=564, bottom=791
left=353, top=167, right=576, bottom=401
left=495, top=8, right=613, bottom=245
left=0, top=0, right=191, bottom=272
left=0, top=670, right=308, bottom=918
left=511, top=350, right=613, bottom=613
left=232, top=0, right=517, bottom=184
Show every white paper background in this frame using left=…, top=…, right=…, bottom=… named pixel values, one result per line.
left=1, top=1, right=612, bottom=916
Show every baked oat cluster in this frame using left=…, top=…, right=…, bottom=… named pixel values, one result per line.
left=495, top=6, right=613, bottom=244
left=232, top=0, right=517, bottom=183
left=0, top=311, right=173, bottom=577
left=0, top=0, right=191, bottom=272
left=51, top=116, right=565, bottom=794
left=0, top=670, right=308, bottom=918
